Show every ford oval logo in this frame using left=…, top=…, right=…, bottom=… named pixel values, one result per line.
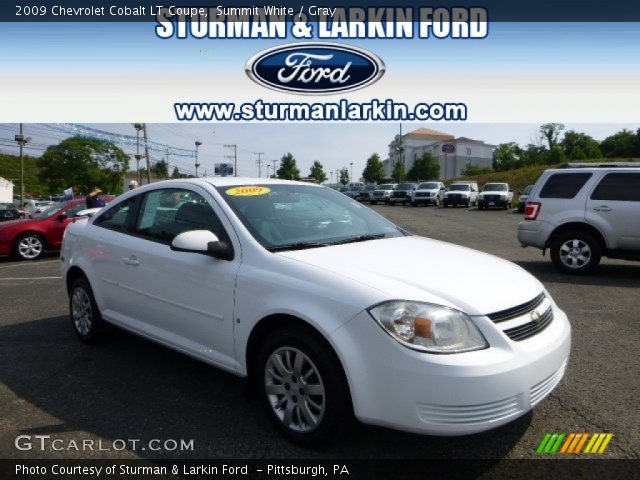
left=245, top=43, right=386, bottom=95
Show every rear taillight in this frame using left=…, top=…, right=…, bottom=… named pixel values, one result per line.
left=524, top=202, right=541, bottom=220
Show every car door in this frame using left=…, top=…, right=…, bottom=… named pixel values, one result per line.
left=586, top=172, right=640, bottom=250
left=47, top=202, right=87, bottom=250
left=115, top=186, right=241, bottom=371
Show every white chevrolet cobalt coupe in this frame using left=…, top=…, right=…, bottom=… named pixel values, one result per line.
left=61, top=178, right=570, bottom=445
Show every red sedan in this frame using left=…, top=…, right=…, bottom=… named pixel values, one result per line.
left=0, top=197, right=113, bottom=260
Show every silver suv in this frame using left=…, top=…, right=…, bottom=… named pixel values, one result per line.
left=518, top=163, right=640, bottom=274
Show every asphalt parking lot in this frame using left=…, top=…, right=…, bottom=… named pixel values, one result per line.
left=0, top=205, right=638, bottom=461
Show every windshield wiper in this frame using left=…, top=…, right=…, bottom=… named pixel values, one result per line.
left=266, top=241, right=331, bottom=252
left=330, top=233, right=387, bottom=245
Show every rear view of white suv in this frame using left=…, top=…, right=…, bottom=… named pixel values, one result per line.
left=518, top=163, right=640, bottom=274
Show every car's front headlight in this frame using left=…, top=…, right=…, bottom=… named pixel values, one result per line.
left=368, top=301, right=488, bottom=354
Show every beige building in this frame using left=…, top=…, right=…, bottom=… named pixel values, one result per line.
left=384, top=128, right=495, bottom=180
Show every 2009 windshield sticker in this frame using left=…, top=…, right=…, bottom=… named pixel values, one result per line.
left=226, top=186, right=271, bottom=196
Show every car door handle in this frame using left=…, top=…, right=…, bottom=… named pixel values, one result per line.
left=593, top=206, right=612, bottom=212
left=122, top=256, right=140, bottom=266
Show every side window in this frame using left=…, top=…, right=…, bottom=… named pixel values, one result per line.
left=539, top=173, right=592, bottom=199
left=591, top=173, right=640, bottom=202
left=94, top=197, right=137, bottom=233
left=135, top=188, right=227, bottom=244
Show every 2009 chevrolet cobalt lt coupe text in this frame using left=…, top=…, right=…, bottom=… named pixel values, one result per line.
left=61, top=178, right=570, bottom=445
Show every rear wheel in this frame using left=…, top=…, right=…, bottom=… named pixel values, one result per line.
left=256, top=326, right=351, bottom=446
left=550, top=231, right=602, bottom=274
left=69, top=277, right=109, bottom=343
left=15, top=233, right=45, bottom=260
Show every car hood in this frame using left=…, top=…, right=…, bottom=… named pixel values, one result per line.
left=414, top=189, right=438, bottom=194
left=277, top=236, right=543, bottom=316
left=0, top=217, right=44, bottom=229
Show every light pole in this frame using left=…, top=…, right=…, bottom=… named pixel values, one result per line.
left=133, top=123, right=143, bottom=184
left=330, top=171, right=333, bottom=185
left=14, top=124, right=31, bottom=207
left=195, top=141, right=202, bottom=177
left=350, top=162, right=354, bottom=182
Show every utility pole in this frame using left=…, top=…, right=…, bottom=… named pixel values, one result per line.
left=14, top=124, right=30, bottom=206
left=143, top=123, right=151, bottom=184
left=165, top=148, right=170, bottom=180
left=330, top=171, right=333, bottom=185
left=254, top=152, right=264, bottom=178
left=271, top=159, right=278, bottom=178
left=224, top=144, right=237, bottom=177
left=350, top=162, right=354, bottom=182
left=133, top=123, right=143, bottom=184
left=195, top=141, right=202, bottom=177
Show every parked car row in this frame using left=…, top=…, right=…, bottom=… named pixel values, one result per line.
left=347, top=181, right=520, bottom=210
left=0, top=197, right=113, bottom=260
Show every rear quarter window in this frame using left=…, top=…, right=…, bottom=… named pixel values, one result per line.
left=539, top=173, right=592, bottom=199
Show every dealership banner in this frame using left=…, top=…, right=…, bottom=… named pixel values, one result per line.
left=0, top=1, right=639, bottom=122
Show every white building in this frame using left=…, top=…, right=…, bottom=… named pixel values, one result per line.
left=383, top=128, right=495, bottom=180
left=0, top=177, right=14, bottom=202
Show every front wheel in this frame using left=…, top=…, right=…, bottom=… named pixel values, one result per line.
left=257, top=326, right=351, bottom=446
left=550, top=231, right=602, bottom=274
left=15, top=233, right=45, bottom=260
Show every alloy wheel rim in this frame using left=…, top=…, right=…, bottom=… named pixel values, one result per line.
left=264, top=347, right=325, bottom=432
left=18, top=236, right=43, bottom=259
left=559, top=239, right=591, bottom=268
left=71, top=287, right=92, bottom=336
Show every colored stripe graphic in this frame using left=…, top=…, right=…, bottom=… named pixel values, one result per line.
left=538, top=433, right=613, bottom=454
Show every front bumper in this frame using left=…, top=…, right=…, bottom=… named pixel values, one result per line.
left=443, top=196, right=470, bottom=206
left=478, top=197, right=508, bottom=208
left=330, top=305, right=571, bottom=435
left=389, top=196, right=410, bottom=204
left=412, top=196, right=437, bottom=204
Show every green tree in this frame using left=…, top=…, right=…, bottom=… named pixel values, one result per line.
left=392, top=161, right=406, bottom=182
left=277, top=152, right=300, bottom=180
left=600, top=129, right=638, bottom=158
left=339, top=167, right=350, bottom=185
left=38, top=136, right=129, bottom=194
left=492, top=142, right=522, bottom=171
left=362, top=153, right=385, bottom=184
left=407, top=152, right=440, bottom=181
left=561, top=131, right=601, bottom=160
left=461, top=164, right=494, bottom=176
left=309, top=160, right=327, bottom=183
left=152, top=160, right=169, bottom=179
left=540, top=123, right=565, bottom=149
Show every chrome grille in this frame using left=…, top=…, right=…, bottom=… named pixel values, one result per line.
left=503, top=307, right=553, bottom=341
left=488, top=293, right=545, bottom=323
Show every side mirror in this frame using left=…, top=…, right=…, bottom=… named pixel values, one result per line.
left=170, top=230, right=234, bottom=261
left=509, top=189, right=514, bottom=193
left=57, top=214, right=68, bottom=221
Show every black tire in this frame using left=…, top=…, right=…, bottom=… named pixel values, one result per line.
left=550, top=230, right=602, bottom=275
left=443, top=203, right=448, bottom=208
left=256, top=325, right=352, bottom=446
left=14, top=233, right=46, bottom=260
left=478, top=204, right=484, bottom=211
left=69, top=277, right=109, bottom=344
left=370, top=201, right=376, bottom=205
left=410, top=201, right=416, bottom=207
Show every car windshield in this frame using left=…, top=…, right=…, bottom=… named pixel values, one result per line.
left=522, top=185, right=533, bottom=195
left=484, top=184, right=507, bottom=192
left=397, top=184, right=415, bottom=190
left=450, top=184, right=471, bottom=191
left=364, top=185, right=377, bottom=191
left=418, top=183, right=439, bottom=189
left=378, top=184, right=394, bottom=190
left=219, top=184, right=406, bottom=251
left=32, top=202, right=64, bottom=218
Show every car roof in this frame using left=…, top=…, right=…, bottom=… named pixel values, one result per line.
left=198, top=177, right=323, bottom=188
left=545, top=167, right=640, bottom=174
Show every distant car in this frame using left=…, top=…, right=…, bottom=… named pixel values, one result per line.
left=369, top=184, right=397, bottom=205
left=22, top=199, right=55, bottom=218
left=477, top=183, right=514, bottom=210
left=0, top=202, right=21, bottom=222
left=518, top=163, right=640, bottom=274
left=517, top=185, right=534, bottom=214
left=443, top=182, right=479, bottom=208
left=0, top=197, right=113, bottom=260
left=388, top=183, right=418, bottom=206
left=344, top=185, right=364, bottom=199
left=409, top=182, right=446, bottom=207
left=356, top=185, right=377, bottom=202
